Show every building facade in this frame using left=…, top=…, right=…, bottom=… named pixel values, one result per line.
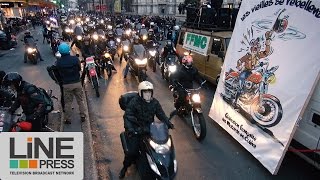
left=131, top=0, right=241, bottom=15
left=132, top=0, right=184, bottom=15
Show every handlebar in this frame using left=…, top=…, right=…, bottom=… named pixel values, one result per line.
left=175, top=80, right=207, bottom=92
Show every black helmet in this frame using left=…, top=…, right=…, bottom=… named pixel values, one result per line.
left=2, top=72, right=23, bottom=89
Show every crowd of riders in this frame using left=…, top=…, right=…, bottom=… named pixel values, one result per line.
left=0, top=11, right=208, bottom=179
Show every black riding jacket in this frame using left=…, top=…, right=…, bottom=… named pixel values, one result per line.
left=172, top=65, right=204, bottom=89
left=124, top=96, right=170, bottom=131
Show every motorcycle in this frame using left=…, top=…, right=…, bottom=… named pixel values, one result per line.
left=101, top=51, right=116, bottom=78
left=107, top=39, right=117, bottom=61
left=62, top=26, right=73, bottom=41
left=83, top=57, right=100, bottom=97
left=172, top=81, right=207, bottom=141
left=121, top=39, right=131, bottom=63
left=120, top=97, right=177, bottom=179
left=126, top=44, right=148, bottom=82
left=161, top=54, right=179, bottom=83
left=0, top=90, right=56, bottom=132
left=23, top=39, right=40, bottom=65
left=146, top=41, right=159, bottom=72
left=221, top=62, right=283, bottom=127
left=50, top=31, right=62, bottom=55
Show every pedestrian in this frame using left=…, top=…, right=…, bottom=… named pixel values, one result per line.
left=56, top=43, right=87, bottom=124
left=178, top=3, right=182, bottom=14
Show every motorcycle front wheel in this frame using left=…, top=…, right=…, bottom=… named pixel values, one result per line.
left=138, top=70, right=147, bottom=82
left=191, top=111, right=207, bottom=141
left=92, top=77, right=100, bottom=97
left=250, top=95, right=283, bottom=127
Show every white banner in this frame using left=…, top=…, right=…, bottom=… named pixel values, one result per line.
left=0, top=132, right=83, bottom=180
left=209, top=0, right=320, bottom=174
left=183, top=32, right=211, bottom=56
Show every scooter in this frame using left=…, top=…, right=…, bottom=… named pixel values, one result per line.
left=119, top=92, right=177, bottom=179
left=83, top=57, right=100, bottom=97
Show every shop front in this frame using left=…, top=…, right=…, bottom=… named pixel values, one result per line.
left=0, top=1, right=26, bottom=17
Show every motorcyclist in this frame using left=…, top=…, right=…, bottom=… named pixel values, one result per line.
left=0, top=71, right=14, bottom=107
left=147, top=29, right=157, bottom=42
left=161, top=41, right=179, bottom=64
left=80, top=36, right=101, bottom=84
left=106, top=30, right=116, bottom=44
left=3, top=72, right=46, bottom=131
left=172, top=25, right=180, bottom=46
left=23, top=31, right=44, bottom=63
left=123, top=35, right=140, bottom=78
left=171, top=55, right=205, bottom=110
left=119, top=81, right=174, bottom=179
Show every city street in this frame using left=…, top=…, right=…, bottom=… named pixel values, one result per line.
left=1, top=26, right=319, bottom=180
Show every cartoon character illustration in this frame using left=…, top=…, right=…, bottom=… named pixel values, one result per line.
left=220, top=9, right=291, bottom=128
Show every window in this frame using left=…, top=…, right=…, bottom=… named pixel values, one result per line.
left=211, top=38, right=223, bottom=55
left=178, top=31, right=185, bottom=45
left=312, top=113, right=320, bottom=126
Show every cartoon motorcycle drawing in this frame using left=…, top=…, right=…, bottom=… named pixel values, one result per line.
left=221, top=61, right=283, bottom=127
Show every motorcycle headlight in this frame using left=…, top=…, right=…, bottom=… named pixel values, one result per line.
left=70, top=19, right=75, bottom=24
left=267, top=74, right=276, bottom=84
left=125, top=30, right=131, bottom=35
left=70, top=29, right=74, bottom=33
left=104, top=53, right=111, bottom=58
left=46, top=20, right=50, bottom=24
left=65, top=28, right=70, bottom=33
left=142, top=35, right=147, bottom=40
left=192, top=94, right=201, bottom=103
left=100, top=20, right=104, bottom=24
left=116, top=38, right=121, bottom=43
left=76, top=18, right=81, bottom=22
left=86, top=18, right=90, bottom=22
left=93, top=34, right=98, bottom=40
left=123, top=45, right=129, bottom=51
left=135, top=58, right=147, bottom=65
left=149, top=50, right=156, bottom=56
left=168, top=65, right=177, bottom=73
left=146, top=154, right=161, bottom=176
left=77, top=35, right=82, bottom=40
left=149, top=138, right=171, bottom=154
left=107, top=25, right=112, bottom=30
left=27, top=48, right=36, bottom=53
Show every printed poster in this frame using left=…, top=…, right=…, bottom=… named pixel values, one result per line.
left=209, top=0, right=320, bottom=174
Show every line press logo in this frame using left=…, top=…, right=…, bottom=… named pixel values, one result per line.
left=0, top=132, right=83, bottom=180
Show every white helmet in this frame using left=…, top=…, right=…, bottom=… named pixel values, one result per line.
left=173, top=25, right=180, bottom=31
left=138, top=81, right=154, bottom=103
left=150, top=22, right=155, bottom=26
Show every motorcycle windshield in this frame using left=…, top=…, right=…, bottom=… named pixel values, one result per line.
left=0, top=109, right=12, bottom=132
left=116, top=28, right=123, bottom=36
left=166, top=55, right=177, bottom=63
left=133, top=44, right=146, bottom=59
left=149, top=122, right=169, bottom=144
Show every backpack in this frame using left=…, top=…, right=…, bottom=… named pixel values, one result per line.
left=118, top=91, right=139, bottom=111
left=47, top=65, right=63, bottom=84
left=38, top=87, right=54, bottom=114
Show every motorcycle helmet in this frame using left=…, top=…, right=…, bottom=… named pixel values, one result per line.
left=107, top=31, right=114, bottom=38
left=133, top=35, right=140, bottom=44
left=182, top=55, right=193, bottom=69
left=173, top=25, right=180, bottom=31
left=148, top=29, right=154, bottom=35
left=58, top=43, right=70, bottom=55
left=138, top=81, right=154, bottom=103
left=141, top=24, right=145, bottom=29
left=2, top=72, right=23, bottom=90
